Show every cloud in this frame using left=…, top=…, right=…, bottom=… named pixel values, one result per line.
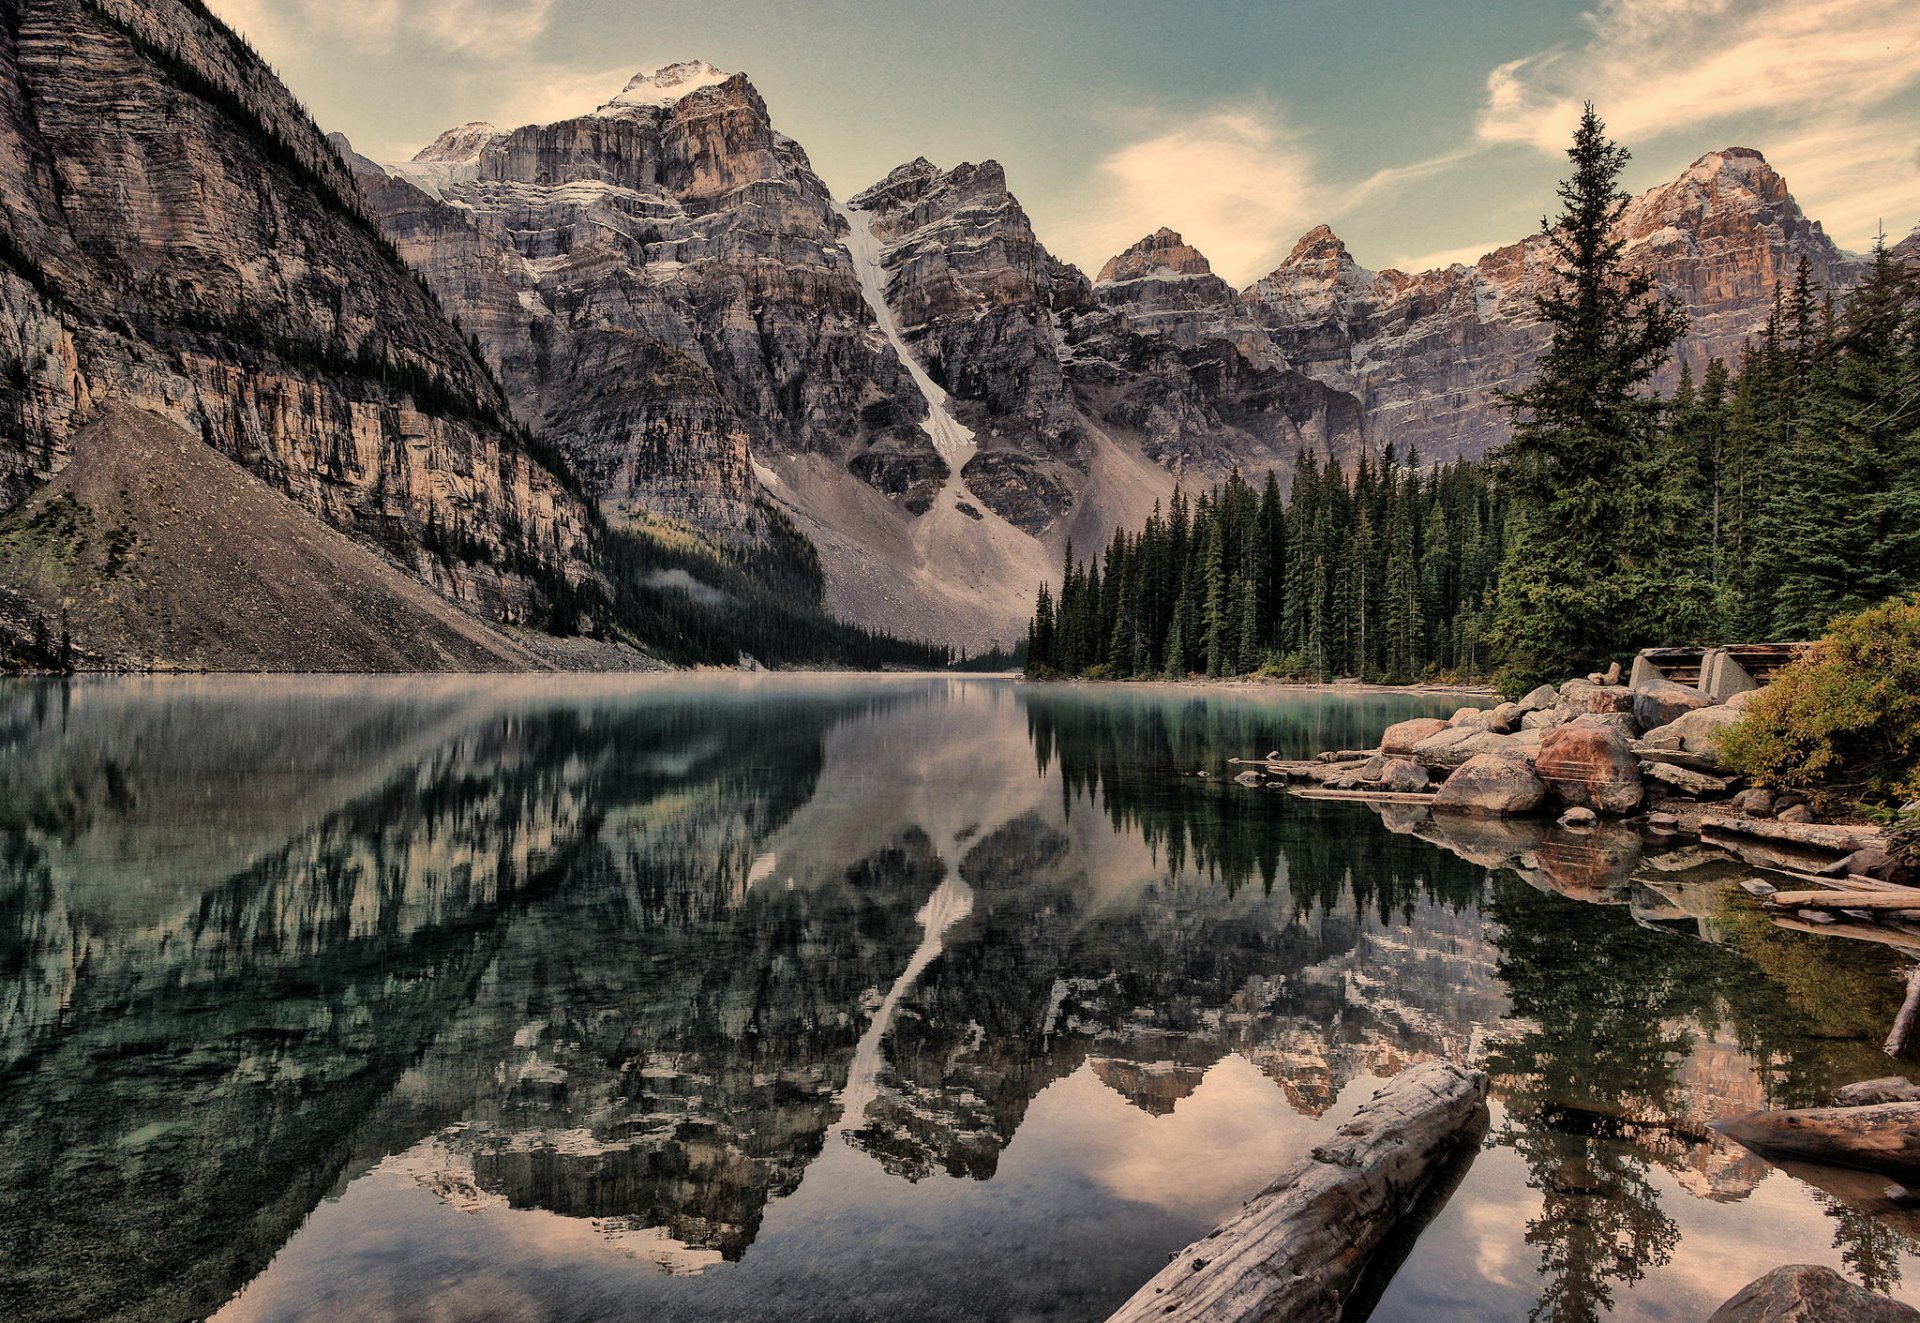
left=209, top=0, right=557, bottom=57
left=1051, top=102, right=1325, bottom=286
left=1474, top=0, right=1920, bottom=246
left=1389, top=239, right=1499, bottom=273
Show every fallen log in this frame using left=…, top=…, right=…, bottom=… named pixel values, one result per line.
left=1764, top=890, right=1920, bottom=911
left=1643, top=762, right=1734, bottom=796
left=1715, top=1100, right=1920, bottom=1183
left=1104, top=1061, right=1488, bottom=1323
left=1288, top=788, right=1440, bottom=804
left=1888, top=969, right=1920, bottom=1059
left=1699, top=815, right=1886, bottom=854
left=1768, top=915, right=1920, bottom=956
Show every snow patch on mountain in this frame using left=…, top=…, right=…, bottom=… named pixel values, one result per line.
left=597, top=61, right=732, bottom=115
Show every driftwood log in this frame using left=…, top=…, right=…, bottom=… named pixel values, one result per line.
left=1716, top=1101, right=1920, bottom=1183
left=1888, top=969, right=1920, bottom=1058
left=1764, top=890, right=1920, bottom=911
left=1104, top=1061, right=1489, bottom=1323
left=1699, top=815, right=1886, bottom=854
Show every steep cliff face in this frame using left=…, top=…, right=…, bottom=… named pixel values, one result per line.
left=359, top=64, right=932, bottom=540
left=1240, top=148, right=1868, bottom=462
left=0, top=0, right=596, bottom=636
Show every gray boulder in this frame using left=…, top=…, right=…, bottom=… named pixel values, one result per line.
left=1641, top=704, right=1743, bottom=765
left=1435, top=754, right=1547, bottom=816
left=1706, top=1265, right=1920, bottom=1322
left=1381, top=758, right=1430, bottom=793
left=1633, top=677, right=1715, bottom=731
left=1382, top=717, right=1451, bottom=755
left=1516, top=684, right=1560, bottom=714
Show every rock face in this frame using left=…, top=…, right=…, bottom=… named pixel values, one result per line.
left=1241, top=149, right=1872, bottom=463
left=1706, top=1265, right=1920, bottom=1323
left=1435, top=754, right=1547, bottom=816
left=0, top=0, right=595, bottom=639
left=1536, top=721, right=1646, bottom=815
left=357, top=71, right=1372, bottom=646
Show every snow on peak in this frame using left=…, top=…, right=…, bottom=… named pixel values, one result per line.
left=413, top=122, right=500, bottom=165
left=597, top=61, right=733, bottom=114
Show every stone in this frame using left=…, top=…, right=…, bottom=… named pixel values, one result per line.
left=1488, top=702, right=1524, bottom=733
left=1777, top=804, right=1814, bottom=824
left=1382, top=718, right=1451, bottom=755
left=1380, top=759, right=1431, bottom=793
left=1644, top=761, right=1733, bottom=796
left=1536, top=721, right=1645, bottom=814
left=1450, top=705, right=1491, bottom=728
left=1522, top=708, right=1570, bottom=731
left=1359, top=756, right=1388, bottom=781
left=1640, top=704, right=1743, bottom=764
left=1726, top=688, right=1761, bottom=712
left=1411, top=726, right=1534, bottom=771
left=1235, top=770, right=1265, bottom=786
left=1648, top=813, right=1680, bottom=831
left=1603, top=662, right=1622, bottom=685
left=1580, top=711, right=1643, bottom=739
left=1632, top=677, right=1715, bottom=731
left=1733, top=788, right=1776, bottom=816
left=1705, top=1265, right=1920, bottom=1322
left=1435, top=754, right=1547, bottom=816
left=1558, top=680, right=1636, bottom=716
left=1558, top=806, right=1598, bottom=828
left=1516, top=685, right=1560, bottom=713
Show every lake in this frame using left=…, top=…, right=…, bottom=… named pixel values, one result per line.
left=2, top=674, right=1916, bottom=1323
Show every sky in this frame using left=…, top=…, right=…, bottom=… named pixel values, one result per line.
left=209, top=0, right=1920, bottom=285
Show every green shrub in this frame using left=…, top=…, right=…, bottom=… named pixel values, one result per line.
left=1722, top=594, right=1920, bottom=805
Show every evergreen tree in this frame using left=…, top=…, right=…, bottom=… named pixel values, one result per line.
left=1489, top=103, right=1690, bottom=691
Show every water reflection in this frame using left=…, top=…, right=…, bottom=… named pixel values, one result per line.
left=0, top=676, right=1915, bottom=1323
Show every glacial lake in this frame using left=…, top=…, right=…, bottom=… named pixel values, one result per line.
left=3, top=674, right=1918, bottom=1323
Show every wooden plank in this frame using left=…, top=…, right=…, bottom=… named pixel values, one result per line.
left=1769, top=915, right=1920, bottom=956
left=1104, top=1062, right=1489, bottom=1323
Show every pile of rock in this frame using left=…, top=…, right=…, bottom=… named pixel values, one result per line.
left=1255, top=663, right=1782, bottom=824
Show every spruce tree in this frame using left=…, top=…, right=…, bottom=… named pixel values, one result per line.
left=1489, top=103, right=1688, bottom=691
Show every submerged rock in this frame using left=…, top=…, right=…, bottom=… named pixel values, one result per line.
left=1706, top=1265, right=1920, bottom=1322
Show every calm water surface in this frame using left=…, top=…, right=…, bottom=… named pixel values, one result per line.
left=2, top=675, right=1916, bottom=1323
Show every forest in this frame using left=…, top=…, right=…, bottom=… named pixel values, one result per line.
left=1026, top=109, right=1920, bottom=693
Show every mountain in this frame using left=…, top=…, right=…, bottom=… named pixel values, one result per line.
left=0, top=0, right=604, bottom=669
left=359, top=73, right=1370, bottom=646
left=1234, top=148, right=1871, bottom=462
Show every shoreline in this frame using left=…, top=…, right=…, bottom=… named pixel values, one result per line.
left=1021, top=674, right=1499, bottom=698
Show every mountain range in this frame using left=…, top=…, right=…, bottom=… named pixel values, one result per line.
left=1, top=3, right=1911, bottom=667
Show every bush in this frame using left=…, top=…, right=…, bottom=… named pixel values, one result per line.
left=1722, top=595, right=1920, bottom=806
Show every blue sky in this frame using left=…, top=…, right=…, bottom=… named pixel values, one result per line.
left=212, top=0, right=1919, bottom=284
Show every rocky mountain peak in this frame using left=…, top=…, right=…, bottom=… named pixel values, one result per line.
left=848, top=157, right=945, bottom=214
left=1283, top=224, right=1356, bottom=269
left=1096, top=228, right=1216, bottom=285
left=414, top=121, right=502, bottom=164
left=597, top=60, right=734, bottom=114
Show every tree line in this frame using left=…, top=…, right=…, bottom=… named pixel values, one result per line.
left=1027, top=106, right=1919, bottom=692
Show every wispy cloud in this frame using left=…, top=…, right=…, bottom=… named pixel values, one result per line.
left=1475, top=0, right=1920, bottom=246
left=211, top=0, right=558, bottom=58
left=1051, top=102, right=1326, bottom=286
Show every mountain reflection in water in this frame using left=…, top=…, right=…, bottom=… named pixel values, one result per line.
left=1, top=675, right=1916, bottom=1323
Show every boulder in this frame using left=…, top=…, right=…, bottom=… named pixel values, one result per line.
left=1778, top=804, right=1814, bottom=824
left=1706, top=1265, right=1920, bottom=1322
left=1580, top=710, right=1643, bottom=739
left=1537, top=720, right=1645, bottom=814
left=1633, top=677, right=1715, bottom=731
left=1834, top=1079, right=1920, bottom=1107
left=1640, top=704, right=1743, bottom=764
left=1733, top=788, right=1776, bottom=817
left=1435, top=754, right=1547, bottom=816
left=1382, top=718, right=1450, bottom=755
left=1449, top=706, right=1484, bottom=727
left=1530, top=822, right=1643, bottom=899
left=1559, top=679, right=1635, bottom=716
left=1412, top=726, right=1535, bottom=771
left=1558, top=806, right=1598, bottom=829
left=1726, top=688, right=1761, bottom=712
left=1489, top=701, right=1524, bottom=733
left=1522, top=707, right=1570, bottom=731
left=1517, top=684, right=1560, bottom=713
left=1381, top=758, right=1431, bottom=793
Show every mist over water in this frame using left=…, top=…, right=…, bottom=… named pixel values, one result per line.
left=1, top=675, right=1915, bottom=1323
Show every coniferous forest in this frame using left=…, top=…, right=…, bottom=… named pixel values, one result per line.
left=1026, top=107, right=1920, bottom=692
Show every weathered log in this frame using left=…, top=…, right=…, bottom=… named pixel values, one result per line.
left=1699, top=815, right=1886, bottom=853
left=1887, top=969, right=1920, bottom=1059
left=1835, top=1078, right=1920, bottom=1107
left=1104, top=1061, right=1489, bottom=1323
left=1768, top=915, right=1920, bottom=956
left=1715, top=1101, right=1920, bottom=1182
left=1643, top=762, right=1734, bottom=796
left=1289, top=788, right=1440, bottom=804
left=1765, top=890, right=1920, bottom=911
